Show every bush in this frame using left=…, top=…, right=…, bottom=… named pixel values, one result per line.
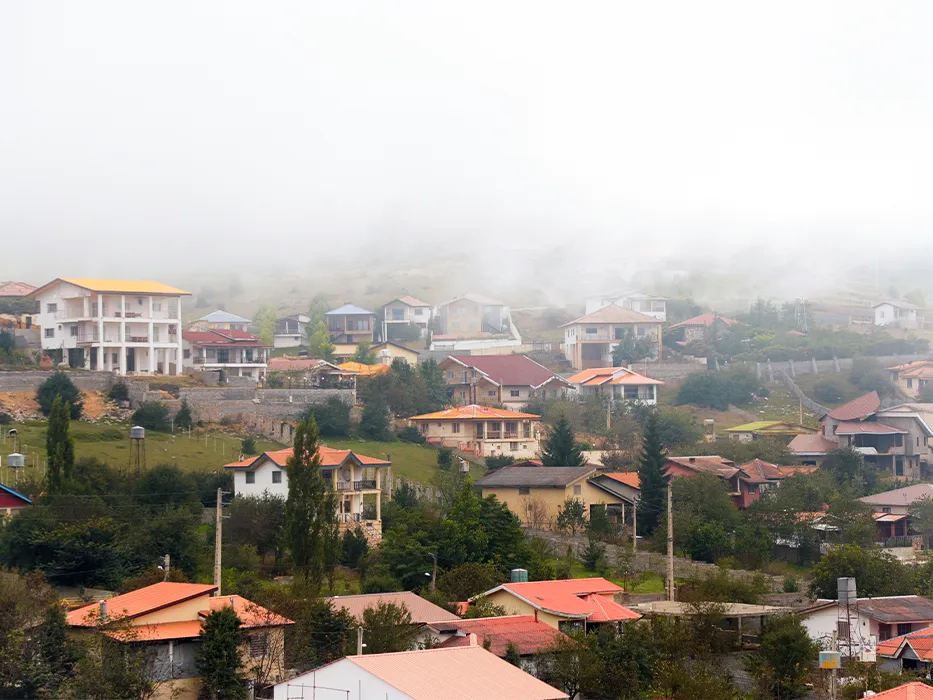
left=812, top=377, right=848, bottom=404
left=361, top=575, right=402, bottom=593
left=131, top=402, right=171, bottom=431
left=398, top=426, right=426, bottom=444
left=241, top=437, right=257, bottom=456
left=108, top=381, right=130, bottom=402
left=676, top=369, right=766, bottom=411
left=35, top=372, right=83, bottom=418
left=783, top=575, right=799, bottom=593
left=484, top=454, right=513, bottom=470
left=302, top=397, right=351, bottom=437
left=0, top=412, right=11, bottom=425
left=360, top=399, right=393, bottom=441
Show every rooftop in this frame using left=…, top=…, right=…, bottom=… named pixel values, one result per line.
left=29, top=278, right=190, bottom=297
left=266, top=356, right=348, bottom=372
left=327, top=591, right=460, bottom=624
left=429, top=615, right=566, bottom=657
left=444, top=355, right=568, bottom=389
left=394, top=295, right=432, bottom=307
left=182, top=329, right=270, bottom=348
left=223, top=446, right=390, bottom=470
left=631, top=601, right=790, bottom=618
left=0, top=281, right=36, bottom=297
left=737, top=458, right=786, bottom=483
left=834, top=421, right=906, bottom=435
left=806, top=595, right=933, bottom=622
left=865, top=683, right=933, bottom=700
left=67, top=582, right=217, bottom=626
left=860, top=484, right=933, bottom=508
left=476, top=466, right=596, bottom=489
left=724, top=420, right=815, bottom=434
left=667, top=313, right=741, bottom=330
left=478, top=578, right=637, bottom=622
left=410, top=404, right=540, bottom=421
left=788, top=433, right=839, bottom=455
left=0, top=483, right=32, bottom=505
left=326, top=303, right=374, bottom=316
left=827, top=391, right=880, bottom=421
left=561, top=304, right=663, bottom=327
left=337, top=361, right=390, bottom=376
left=440, top=293, right=505, bottom=307
left=602, top=472, right=641, bottom=489
left=566, top=366, right=663, bottom=387
left=666, top=455, right=739, bottom=478
left=874, top=300, right=920, bottom=310
left=195, top=310, right=252, bottom=324
left=878, top=625, right=933, bottom=661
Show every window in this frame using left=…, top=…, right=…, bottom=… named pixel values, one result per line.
left=488, top=390, right=496, bottom=397
left=637, top=327, right=646, bottom=337
left=896, top=458, right=905, bottom=477
left=614, top=327, right=625, bottom=340
left=747, top=484, right=757, bottom=494
left=461, top=371, right=467, bottom=383
left=245, top=472, right=255, bottom=484
left=44, top=328, right=54, bottom=338
left=459, top=391, right=466, bottom=399
left=249, top=633, right=270, bottom=658
left=322, top=470, right=333, bottom=480
left=510, top=390, right=520, bottom=398
left=908, top=379, right=914, bottom=388
left=420, top=423, right=428, bottom=435
left=510, top=442, right=519, bottom=451
left=518, top=487, right=530, bottom=495
left=153, top=303, right=162, bottom=312
left=881, top=507, right=891, bottom=513
left=585, top=327, right=598, bottom=335
left=152, top=327, right=160, bottom=342
left=272, top=471, right=282, bottom=484
left=837, top=620, right=850, bottom=639
left=452, top=422, right=461, bottom=434
left=879, top=624, right=891, bottom=641
left=46, top=303, right=57, bottom=313
left=523, top=423, right=531, bottom=438
left=573, top=484, right=582, bottom=495
left=70, top=325, right=78, bottom=337
left=898, top=623, right=913, bottom=636
left=183, top=349, right=191, bottom=359
left=446, top=371, right=453, bottom=379
left=505, top=421, right=517, bottom=434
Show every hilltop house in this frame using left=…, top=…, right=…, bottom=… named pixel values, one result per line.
left=567, top=366, right=663, bottom=404
left=439, top=355, right=569, bottom=408
left=326, top=304, right=375, bottom=344
left=372, top=341, right=421, bottom=366
left=664, top=456, right=787, bottom=509
left=666, top=313, right=741, bottom=344
left=182, top=329, right=270, bottom=380
left=409, top=405, right=541, bottom=459
left=874, top=300, right=920, bottom=329
left=432, top=294, right=521, bottom=352
left=380, top=296, right=433, bottom=340
left=188, top=310, right=251, bottom=332
left=887, top=361, right=933, bottom=399
left=28, top=278, right=190, bottom=375
left=265, top=356, right=358, bottom=390
left=66, top=582, right=292, bottom=699
left=274, top=313, right=310, bottom=349
left=724, top=420, right=817, bottom=443
left=859, top=484, right=933, bottom=542
left=584, top=289, right=667, bottom=320
left=224, top=446, right=389, bottom=538
left=561, top=305, right=663, bottom=371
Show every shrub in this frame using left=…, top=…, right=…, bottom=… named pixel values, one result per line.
left=36, top=372, right=83, bottom=418
left=99, top=428, right=124, bottom=441
left=107, top=381, right=130, bottom=402
left=398, top=426, right=426, bottom=444
left=301, top=397, right=351, bottom=437
left=676, top=370, right=766, bottom=411
left=131, top=402, right=171, bottom=431
left=484, top=454, right=513, bottom=470
left=0, top=412, right=11, bottom=425
left=361, top=575, right=402, bottom=593
left=360, top=399, right=393, bottom=441
left=241, top=437, right=257, bottom=456
left=783, top=575, right=799, bottom=593
left=812, top=377, right=848, bottom=404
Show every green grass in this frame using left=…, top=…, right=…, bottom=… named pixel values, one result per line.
left=320, top=437, right=486, bottom=483
left=569, top=561, right=666, bottom=593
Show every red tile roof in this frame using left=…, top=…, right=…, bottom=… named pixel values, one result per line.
left=666, top=456, right=739, bottom=478
left=223, top=446, right=390, bottom=470
left=578, top=593, right=642, bottom=622
left=328, top=591, right=460, bottom=624
left=827, top=391, right=880, bottom=421
left=788, top=433, right=838, bottom=455
left=877, top=626, right=933, bottom=661
left=667, top=313, right=741, bottom=330
left=834, top=421, right=906, bottom=435
left=67, top=582, right=217, bottom=626
left=410, top=405, right=540, bottom=421
left=444, top=355, right=568, bottom=389
left=737, top=459, right=786, bottom=483
left=481, top=578, right=637, bottom=621
left=567, top=367, right=663, bottom=387
left=561, top=304, right=663, bottom=326
left=604, top=472, right=641, bottom=489
left=183, top=329, right=270, bottom=348
left=430, top=615, right=567, bottom=656
left=0, top=281, right=36, bottom=297
left=864, top=682, right=933, bottom=700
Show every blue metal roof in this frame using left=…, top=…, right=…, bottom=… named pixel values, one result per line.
left=196, top=310, right=252, bottom=324
left=0, top=483, right=32, bottom=504
left=326, top=304, right=374, bottom=316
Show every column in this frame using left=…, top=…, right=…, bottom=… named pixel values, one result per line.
left=375, top=487, right=381, bottom=521
left=97, top=295, right=105, bottom=374
left=119, top=295, right=127, bottom=375
left=176, top=297, right=184, bottom=375
left=148, top=297, right=155, bottom=374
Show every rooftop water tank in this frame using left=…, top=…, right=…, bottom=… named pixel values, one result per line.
left=510, top=568, right=528, bottom=583
left=837, top=577, right=857, bottom=605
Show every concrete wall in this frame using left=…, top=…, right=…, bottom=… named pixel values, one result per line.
left=176, top=387, right=355, bottom=424
left=0, top=369, right=114, bottom=391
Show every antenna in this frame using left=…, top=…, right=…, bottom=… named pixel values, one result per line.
left=129, top=426, right=146, bottom=475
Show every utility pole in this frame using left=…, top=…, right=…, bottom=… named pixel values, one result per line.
left=214, top=488, right=223, bottom=595
left=357, top=627, right=364, bottom=655
left=430, top=552, right=437, bottom=592
left=163, top=554, right=170, bottom=581
left=666, top=481, right=674, bottom=602
left=632, top=502, right=637, bottom=554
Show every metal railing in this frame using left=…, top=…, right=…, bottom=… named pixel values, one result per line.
left=336, top=480, right=377, bottom=491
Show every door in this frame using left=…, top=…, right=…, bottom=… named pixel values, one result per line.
left=126, top=349, right=135, bottom=372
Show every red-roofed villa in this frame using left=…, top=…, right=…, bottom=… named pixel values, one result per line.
left=567, top=366, right=664, bottom=404
left=182, top=329, right=271, bottom=381
left=439, top=355, right=570, bottom=408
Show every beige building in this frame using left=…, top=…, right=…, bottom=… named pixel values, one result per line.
left=409, top=405, right=541, bottom=459
left=372, top=340, right=421, bottom=366
left=887, top=361, right=933, bottom=399
left=561, top=305, right=663, bottom=370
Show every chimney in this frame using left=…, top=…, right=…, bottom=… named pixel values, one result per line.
left=689, top=457, right=696, bottom=463
left=99, top=600, right=107, bottom=622
left=467, top=633, right=478, bottom=647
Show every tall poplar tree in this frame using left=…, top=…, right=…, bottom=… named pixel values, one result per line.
left=636, top=412, right=669, bottom=535
left=46, top=396, right=75, bottom=493
left=285, top=416, right=339, bottom=588
left=540, top=416, right=586, bottom=466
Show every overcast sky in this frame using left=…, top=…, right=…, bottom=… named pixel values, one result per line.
left=2, top=1, right=932, bottom=284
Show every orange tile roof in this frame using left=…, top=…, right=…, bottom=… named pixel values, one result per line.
left=430, top=615, right=567, bottom=656
left=667, top=313, right=741, bottom=330
left=480, top=578, right=636, bottom=621
left=567, top=367, right=663, bottom=387
left=777, top=465, right=819, bottom=476
left=201, top=595, right=293, bottom=627
left=102, top=620, right=203, bottom=642
left=561, top=304, right=663, bottom=327
left=410, top=404, right=540, bottom=421
left=865, top=682, right=933, bottom=700
left=579, top=593, right=642, bottom=622
left=338, top=361, right=390, bottom=376
left=66, top=582, right=217, bottom=626
left=224, top=446, right=390, bottom=470
left=344, top=645, right=569, bottom=700
left=604, top=472, right=641, bottom=489
left=788, top=433, right=838, bottom=455
left=827, top=391, right=880, bottom=421
left=29, top=277, right=190, bottom=297
left=328, top=591, right=460, bottom=624
left=738, top=459, right=786, bottom=483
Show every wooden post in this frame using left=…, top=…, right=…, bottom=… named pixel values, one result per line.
left=667, top=481, right=674, bottom=602
left=213, top=488, right=222, bottom=595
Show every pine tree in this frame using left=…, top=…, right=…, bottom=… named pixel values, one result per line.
left=175, top=398, right=193, bottom=430
left=285, top=416, right=339, bottom=588
left=540, top=416, right=586, bottom=466
left=46, top=396, right=75, bottom=493
left=197, top=605, right=248, bottom=699
left=636, top=412, right=669, bottom=535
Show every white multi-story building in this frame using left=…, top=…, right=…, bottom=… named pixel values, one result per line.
left=584, top=289, right=667, bottom=321
left=28, top=278, right=189, bottom=375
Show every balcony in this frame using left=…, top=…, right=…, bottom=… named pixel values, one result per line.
left=336, top=479, right=378, bottom=492
left=193, top=355, right=267, bottom=365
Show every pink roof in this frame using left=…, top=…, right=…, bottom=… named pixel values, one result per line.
left=444, top=355, right=568, bottom=389
left=344, top=645, right=569, bottom=700
left=567, top=366, right=663, bottom=387
left=827, top=391, right=880, bottom=421
left=666, top=456, right=739, bottom=478
left=396, top=295, right=432, bottom=307
left=834, top=421, right=906, bottom=435
left=865, top=682, right=933, bottom=700
left=487, top=578, right=636, bottom=621
left=0, top=281, right=36, bottom=297
left=561, top=304, right=663, bottom=326
left=67, top=583, right=217, bottom=626
left=328, top=591, right=460, bottom=624
left=667, top=313, right=741, bottom=330
left=224, top=446, right=390, bottom=470
left=788, top=433, right=838, bottom=455
left=202, top=595, right=293, bottom=627
left=431, top=615, right=567, bottom=656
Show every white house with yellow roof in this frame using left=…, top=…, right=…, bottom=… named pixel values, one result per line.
left=28, top=278, right=190, bottom=375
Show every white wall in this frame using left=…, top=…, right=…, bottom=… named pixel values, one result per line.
left=274, top=660, right=409, bottom=700
left=232, top=458, right=289, bottom=499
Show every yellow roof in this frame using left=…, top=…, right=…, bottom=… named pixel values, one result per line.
left=30, top=278, right=190, bottom=297
left=337, top=362, right=390, bottom=376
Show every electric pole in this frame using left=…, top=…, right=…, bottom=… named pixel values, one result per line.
left=632, top=501, right=638, bottom=554
left=163, top=554, right=170, bottom=581
left=430, top=552, right=437, bottom=592
left=667, top=481, right=674, bottom=602
left=214, top=488, right=223, bottom=595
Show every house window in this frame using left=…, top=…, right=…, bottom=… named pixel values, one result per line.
left=392, top=309, right=404, bottom=320
left=322, top=470, right=333, bottom=480
left=837, top=620, right=850, bottom=639
left=614, top=328, right=625, bottom=340
left=488, top=390, right=496, bottom=397
left=249, top=633, right=270, bottom=658
left=908, top=379, right=914, bottom=388
left=70, top=325, right=78, bottom=337
left=183, top=349, right=191, bottom=359
left=153, top=303, right=162, bottom=312
left=245, top=472, right=255, bottom=484
left=47, top=303, right=57, bottom=313
left=519, top=487, right=530, bottom=495
left=896, top=458, right=905, bottom=477
left=272, top=471, right=282, bottom=484
left=747, top=484, right=757, bottom=494
left=419, top=423, right=428, bottom=435
left=44, top=328, right=54, bottom=338
left=510, top=442, right=519, bottom=451
left=505, top=421, right=517, bottom=435
left=461, top=371, right=467, bottom=383
left=898, top=623, right=913, bottom=636
left=637, top=327, right=646, bottom=337
left=510, top=390, right=520, bottom=398
left=879, top=624, right=891, bottom=640
left=447, top=371, right=454, bottom=379
left=523, top=423, right=531, bottom=438
left=585, top=327, right=598, bottom=335
left=573, top=485, right=582, bottom=495
left=452, top=423, right=461, bottom=434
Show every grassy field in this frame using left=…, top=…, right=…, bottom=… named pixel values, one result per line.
left=321, top=437, right=486, bottom=482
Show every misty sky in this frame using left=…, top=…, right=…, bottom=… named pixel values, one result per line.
left=2, top=1, right=932, bottom=283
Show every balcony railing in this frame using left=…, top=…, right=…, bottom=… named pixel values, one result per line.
left=336, top=480, right=378, bottom=491
left=194, top=356, right=266, bottom=365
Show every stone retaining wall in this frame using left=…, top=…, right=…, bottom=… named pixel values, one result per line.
left=0, top=370, right=114, bottom=392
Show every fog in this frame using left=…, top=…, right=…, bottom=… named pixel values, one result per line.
left=2, top=1, right=933, bottom=304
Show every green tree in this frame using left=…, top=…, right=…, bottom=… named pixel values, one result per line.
left=637, top=413, right=669, bottom=535
left=352, top=339, right=378, bottom=364
left=197, top=605, right=248, bottom=700
left=540, top=416, right=586, bottom=466
left=36, top=371, right=83, bottom=418
left=131, top=401, right=171, bottom=431
left=285, top=417, right=339, bottom=588
left=360, top=397, right=393, bottom=441
left=289, top=598, right=356, bottom=672
left=536, top=632, right=603, bottom=700
left=308, top=293, right=330, bottom=327
left=340, top=526, right=370, bottom=569
left=910, top=497, right=933, bottom=547
left=175, top=398, right=193, bottom=430
left=745, top=614, right=818, bottom=699
left=809, top=545, right=906, bottom=599
left=504, top=641, right=522, bottom=666
left=46, top=395, right=75, bottom=493
left=821, top=448, right=878, bottom=496
left=253, top=304, right=278, bottom=347
left=556, top=497, right=587, bottom=535
left=361, top=602, right=425, bottom=653
left=241, top=436, right=257, bottom=456
left=419, top=358, right=451, bottom=412
left=308, top=320, right=336, bottom=361
left=301, top=397, right=351, bottom=437
left=436, top=562, right=502, bottom=602
left=226, top=494, right=287, bottom=562
left=611, top=328, right=655, bottom=367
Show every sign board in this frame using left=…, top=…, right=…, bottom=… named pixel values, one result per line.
left=819, top=651, right=842, bottom=669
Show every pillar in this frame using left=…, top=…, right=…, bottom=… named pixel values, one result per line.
left=148, top=296, right=155, bottom=374
left=119, top=295, right=127, bottom=376
left=375, top=489, right=381, bottom=521
left=97, top=295, right=105, bottom=374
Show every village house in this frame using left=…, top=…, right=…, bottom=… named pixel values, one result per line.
left=380, top=296, right=433, bottom=340
left=408, top=405, right=541, bottom=459
left=0, top=280, right=36, bottom=301
left=801, top=594, right=933, bottom=652
left=566, top=366, right=663, bottom=404
left=561, top=305, right=663, bottom=371
left=181, top=329, right=271, bottom=381
left=265, top=356, right=358, bottom=390
left=0, top=482, right=31, bottom=517
left=431, top=293, right=523, bottom=352
left=666, top=313, right=741, bottom=344
left=372, top=340, right=421, bottom=366
left=859, top=483, right=933, bottom=543
left=584, top=288, right=667, bottom=320
left=664, top=456, right=787, bottom=509
left=874, top=300, right=921, bottom=329
left=470, top=577, right=640, bottom=633
left=887, top=361, right=933, bottom=399
left=724, top=420, right=817, bottom=443
left=878, top=627, right=933, bottom=677
left=28, top=278, right=190, bottom=375
left=439, top=355, right=569, bottom=408
left=274, top=313, right=309, bottom=349
left=273, top=643, right=568, bottom=700
left=188, top=310, right=251, bottom=332
left=66, top=582, right=293, bottom=700
left=326, top=304, right=375, bottom=344
left=476, top=465, right=631, bottom=528
left=328, top=591, right=460, bottom=632
left=224, top=446, right=389, bottom=538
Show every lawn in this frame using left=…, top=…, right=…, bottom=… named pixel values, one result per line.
left=320, top=437, right=486, bottom=483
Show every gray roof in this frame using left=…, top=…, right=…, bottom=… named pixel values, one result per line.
left=476, top=466, right=595, bottom=488
left=873, top=299, right=919, bottom=310
left=326, top=303, right=374, bottom=316
left=197, top=310, right=251, bottom=324
left=860, top=483, right=933, bottom=507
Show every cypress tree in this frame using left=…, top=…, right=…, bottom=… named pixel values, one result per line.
left=197, top=605, right=247, bottom=699
left=285, top=416, right=339, bottom=588
left=540, top=416, right=586, bottom=466
left=636, top=412, right=669, bottom=535
left=46, top=396, right=75, bottom=493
